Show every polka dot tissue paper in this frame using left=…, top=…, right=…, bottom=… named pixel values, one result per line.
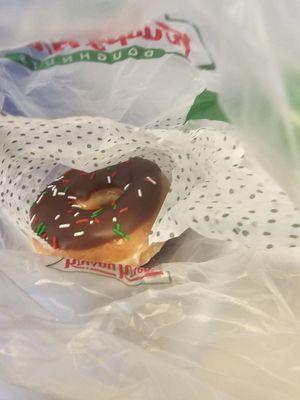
left=1, top=114, right=300, bottom=252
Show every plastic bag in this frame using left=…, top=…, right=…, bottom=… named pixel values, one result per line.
left=1, top=1, right=300, bottom=399
left=191, top=0, right=300, bottom=205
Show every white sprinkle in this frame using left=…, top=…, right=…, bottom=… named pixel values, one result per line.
left=138, top=189, right=142, bottom=197
left=58, top=192, right=65, bottom=196
left=53, top=188, right=57, bottom=197
left=59, top=224, right=70, bottom=229
left=89, top=220, right=94, bottom=224
left=47, top=185, right=54, bottom=189
left=112, top=217, right=117, bottom=222
left=36, top=193, right=44, bottom=204
left=74, top=212, right=79, bottom=217
left=54, top=214, right=60, bottom=220
left=30, top=214, right=36, bottom=224
left=54, top=176, right=64, bottom=182
left=71, top=204, right=81, bottom=208
left=124, top=183, right=130, bottom=191
left=67, top=195, right=77, bottom=200
left=146, top=176, right=157, bottom=185
left=107, top=176, right=111, bottom=184
left=74, top=231, right=84, bottom=237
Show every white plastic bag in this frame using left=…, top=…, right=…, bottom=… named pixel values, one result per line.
left=191, top=0, right=300, bottom=205
left=1, top=1, right=300, bottom=399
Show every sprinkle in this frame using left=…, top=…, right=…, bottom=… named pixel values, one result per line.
left=30, top=214, right=36, bottom=224
left=119, top=207, right=128, bottom=213
left=63, top=185, right=69, bottom=193
left=94, top=218, right=100, bottom=224
left=52, top=235, right=58, bottom=249
left=54, top=176, right=64, bottom=182
left=90, top=220, right=94, bottom=225
left=111, top=171, right=117, bottom=178
left=74, top=212, right=79, bottom=217
left=58, top=192, right=65, bottom=196
left=91, top=208, right=103, bottom=218
left=138, top=189, right=142, bottom=197
left=47, top=185, right=54, bottom=189
left=76, top=218, right=89, bottom=224
left=71, top=204, right=81, bottom=209
left=107, top=176, right=111, bottom=184
left=74, top=231, right=84, bottom=237
left=145, top=176, right=157, bottom=185
left=53, top=188, right=58, bottom=197
left=55, top=214, right=60, bottom=220
left=59, top=224, right=70, bottom=229
left=63, top=179, right=70, bottom=183
left=113, top=223, right=130, bottom=240
left=112, top=204, right=117, bottom=210
left=124, top=183, right=130, bottom=191
left=36, top=193, right=44, bottom=204
left=112, top=217, right=117, bottom=222
left=80, top=172, right=88, bottom=176
left=37, top=223, right=46, bottom=236
left=90, top=172, right=96, bottom=180
left=67, top=195, right=77, bottom=200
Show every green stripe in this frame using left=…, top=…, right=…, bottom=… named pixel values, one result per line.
left=185, top=89, right=229, bottom=123
left=4, top=46, right=186, bottom=71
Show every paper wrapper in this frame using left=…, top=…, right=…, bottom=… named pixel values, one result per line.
left=1, top=114, right=300, bottom=252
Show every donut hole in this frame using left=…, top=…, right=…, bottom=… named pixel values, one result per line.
left=76, top=188, right=122, bottom=210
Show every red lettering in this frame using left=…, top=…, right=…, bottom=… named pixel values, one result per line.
left=52, top=40, right=80, bottom=53
left=87, top=40, right=105, bottom=51
left=155, top=22, right=191, bottom=56
left=143, top=26, right=162, bottom=41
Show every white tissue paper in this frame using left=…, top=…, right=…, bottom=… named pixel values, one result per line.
left=1, top=115, right=300, bottom=256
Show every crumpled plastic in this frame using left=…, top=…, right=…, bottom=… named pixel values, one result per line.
left=1, top=1, right=300, bottom=399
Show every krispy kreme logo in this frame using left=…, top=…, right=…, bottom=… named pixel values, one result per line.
left=4, top=15, right=214, bottom=70
left=46, top=257, right=171, bottom=286
left=32, top=21, right=191, bottom=57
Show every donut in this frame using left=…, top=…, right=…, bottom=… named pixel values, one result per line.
left=29, top=157, right=170, bottom=266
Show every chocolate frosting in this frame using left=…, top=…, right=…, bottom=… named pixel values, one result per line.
left=30, top=157, right=166, bottom=250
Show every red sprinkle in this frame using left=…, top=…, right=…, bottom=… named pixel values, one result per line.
left=63, top=179, right=70, bottom=183
left=80, top=172, right=88, bottom=176
left=75, top=218, right=89, bottom=224
left=111, top=171, right=117, bottom=178
left=119, top=207, right=128, bottom=213
left=52, top=236, right=58, bottom=249
left=90, top=172, right=96, bottom=180
left=94, top=218, right=100, bottom=224
left=35, top=216, right=40, bottom=224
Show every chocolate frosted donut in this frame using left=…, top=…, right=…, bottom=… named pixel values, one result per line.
left=30, top=157, right=170, bottom=266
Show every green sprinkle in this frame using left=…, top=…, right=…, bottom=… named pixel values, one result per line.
left=36, top=222, right=46, bottom=236
left=113, top=223, right=130, bottom=240
left=113, top=204, right=117, bottom=210
left=113, top=228, right=125, bottom=237
left=91, top=208, right=103, bottom=218
left=63, top=185, right=69, bottom=193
